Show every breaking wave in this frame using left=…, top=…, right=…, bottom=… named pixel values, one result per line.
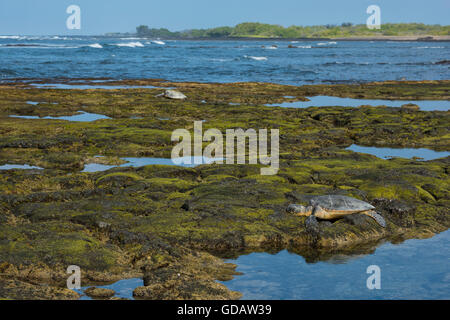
left=88, top=43, right=103, bottom=49
left=244, top=55, right=268, bottom=61
left=317, top=41, right=338, bottom=46
left=115, top=41, right=144, bottom=48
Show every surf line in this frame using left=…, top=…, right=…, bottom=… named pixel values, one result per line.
left=171, top=121, right=279, bottom=175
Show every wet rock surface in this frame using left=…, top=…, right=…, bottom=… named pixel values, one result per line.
left=84, top=287, right=115, bottom=298
left=0, top=80, right=448, bottom=299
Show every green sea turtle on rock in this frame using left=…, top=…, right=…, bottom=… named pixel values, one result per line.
left=287, top=195, right=386, bottom=233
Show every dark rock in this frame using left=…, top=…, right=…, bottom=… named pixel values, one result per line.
left=84, top=287, right=115, bottom=298
left=181, top=201, right=190, bottom=211
left=372, top=198, right=416, bottom=227
left=211, top=231, right=245, bottom=250
left=343, top=213, right=371, bottom=226
left=318, top=220, right=333, bottom=227
left=401, top=103, right=420, bottom=111
left=109, top=230, right=149, bottom=245
left=434, top=60, right=450, bottom=65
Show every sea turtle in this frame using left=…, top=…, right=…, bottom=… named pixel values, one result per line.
left=287, top=195, right=386, bottom=232
left=162, top=89, right=187, bottom=100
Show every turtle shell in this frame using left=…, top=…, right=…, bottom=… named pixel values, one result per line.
left=309, top=195, right=374, bottom=212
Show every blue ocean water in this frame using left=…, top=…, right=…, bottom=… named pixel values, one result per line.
left=0, top=36, right=449, bottom=84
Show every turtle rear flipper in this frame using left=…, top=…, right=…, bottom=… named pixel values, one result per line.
left=362, top=211, right=386, bottom=228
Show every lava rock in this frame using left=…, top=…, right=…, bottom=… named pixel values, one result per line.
left=401, top=103, right=420, bottom=111
left=372, top=198, right=416, bottom=227
left=84, top=287, right=115, bottom=298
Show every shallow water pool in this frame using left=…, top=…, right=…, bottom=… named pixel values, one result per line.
left=73, top=278, right=144, bottom=300
left=266, top=96, right=450, bottom=111
left=29, top=83, right=172, bottom=90
left=0, top=164, right=43, bottom=170
left=82, top=156, right=222, bottom=172
left=10, top=111, right=110, bottom=122
left=221, top=230, right=450, bottom=299
left=347, top=144, right=450, bottom=161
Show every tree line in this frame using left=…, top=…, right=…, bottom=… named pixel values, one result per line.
left=135, top=22, right=449, bottom=39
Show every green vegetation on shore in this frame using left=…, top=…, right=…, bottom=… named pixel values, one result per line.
left=133, top=22, right=450, bottom=39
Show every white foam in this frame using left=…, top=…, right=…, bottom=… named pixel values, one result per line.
left=245, top=55, right=268, bottom=61
left=152, top=40, right=166, bottom=45
left=317, top=41, right=337, bottom=46
left=88, top=43, right=103, bottom=49
left=416, top=46, right=443, bottom=49
left=0, top=35, right=21, bottom=39
left=0, top=43, right=80, bottom=49
left=116, top=41, right=144, bottom=48
left=209, top=58, right=231, bottom=62
left=0, top=35, right=83, bottom=41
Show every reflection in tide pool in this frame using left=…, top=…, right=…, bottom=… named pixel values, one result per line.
left=82, top=156, right=221, bottom=172
left=73, top=278, right=143, bottom=300
left=0, top=164, right=43, bottom=170
left=10, top=111, right=110, bottom=122
left=26, top=101, right=58, bottom=105
left=265, top=96, right=450, bottom=111
left=82, top=163, right=117, bottom=172
left=347, top=144, right=450, bottom=161
left=29, top=83, right=172, bottom=90
left=120, top=156, right=220, bottom=167
left=221, top=230, right=450, bottom=299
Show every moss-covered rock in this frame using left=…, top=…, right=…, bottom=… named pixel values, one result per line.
left=0, top=79, right=448, bottom=300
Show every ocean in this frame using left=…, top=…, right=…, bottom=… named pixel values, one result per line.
left=0, top=36, right=449, bottom=84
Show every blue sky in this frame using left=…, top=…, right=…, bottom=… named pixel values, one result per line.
left=0, top=0, right=448, bottom=35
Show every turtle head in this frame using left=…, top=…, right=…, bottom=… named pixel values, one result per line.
left=286, top=204, right=313, bottom=216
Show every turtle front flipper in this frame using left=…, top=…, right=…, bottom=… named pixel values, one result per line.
left=305, top=215, right=320, bottom=235
left=362, top=210, right=386, bottom=228
left=305, top=205, right=323, bottom=235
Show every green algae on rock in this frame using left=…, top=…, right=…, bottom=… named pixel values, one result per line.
left=0, top=80, right=448, bottom=299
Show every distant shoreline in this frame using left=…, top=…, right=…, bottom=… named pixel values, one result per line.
left=103, top=35, right=450, bottom=42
